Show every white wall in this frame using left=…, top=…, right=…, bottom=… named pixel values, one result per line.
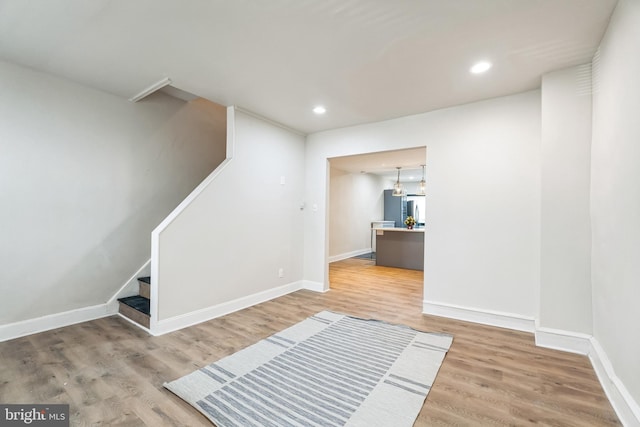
left=328, top=167, right=386, bottom=260
left=305, top=91, right=541, bottom=321
left=539, top=65, right=593, bottom=334
left=156, top=110, right=305, bottom=321
left=0, top=60, right=226, bottom=325
left=591, top=0, right=640, bottom=411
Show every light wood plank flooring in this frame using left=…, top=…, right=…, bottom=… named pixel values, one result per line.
left=0, top=259, right=620, bottom=426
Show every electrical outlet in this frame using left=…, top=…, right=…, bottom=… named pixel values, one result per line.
left=278, top=268, right=284, bottom=278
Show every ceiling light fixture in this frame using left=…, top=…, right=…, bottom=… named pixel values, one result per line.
left=470, top=61, right=492, bottom=74
left=392, top=167, right=405, bottom=197
left=313, top=106, right=326, bottom=114
left=417, top=165, right=426, bottom=195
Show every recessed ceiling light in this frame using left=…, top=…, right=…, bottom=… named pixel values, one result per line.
left=313, top=106, right=326, bottom=114
left=470, top=61, right=492, bottom=74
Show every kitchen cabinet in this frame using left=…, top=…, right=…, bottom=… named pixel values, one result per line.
left=373, top=227, right=424, bottom=270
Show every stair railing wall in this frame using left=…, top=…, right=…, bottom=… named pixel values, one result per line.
left=150, top=106, right=236, bottom=334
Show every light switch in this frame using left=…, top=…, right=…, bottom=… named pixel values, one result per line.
left=280, top=176, right=286, bottom=185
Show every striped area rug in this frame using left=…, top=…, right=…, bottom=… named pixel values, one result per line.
left=164, top=311, right=453, bottom=427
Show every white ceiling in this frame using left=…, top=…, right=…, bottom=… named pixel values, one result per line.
left=0, top=0, right=617, bottom=134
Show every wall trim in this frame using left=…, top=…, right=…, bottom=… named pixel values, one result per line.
left=151, top=281, right=304, bottom=336
left=537, top=329, right=640, bottom=426
left=0, top=304, right=114, bottom=343
left=129, top=77, right=172, bottom=102
left=423, top=303, right=639, bottom=424
left=589, top=338, right=640, bottom=426
left=301, top=280, right=329, bottom=293
left=328, top=248, right=372, bottom=263
left=534, top=326, right=592, bottom=355
left=422, top=300, right=535, bottom=332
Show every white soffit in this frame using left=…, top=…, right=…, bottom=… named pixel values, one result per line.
left=330, top=147, right=427, bottom=180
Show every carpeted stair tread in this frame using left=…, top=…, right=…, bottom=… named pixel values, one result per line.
left=138, top=276, right=151, bottom=284
left=118, top=295, right=150, bottom=316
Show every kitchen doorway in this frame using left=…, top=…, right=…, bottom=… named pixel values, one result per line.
left=326, top=147, right=427, bottom=299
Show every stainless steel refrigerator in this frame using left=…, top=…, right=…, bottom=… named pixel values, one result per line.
left=383, top=189, right=407, bottom=227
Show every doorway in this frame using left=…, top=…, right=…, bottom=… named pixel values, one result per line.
left=326, top=147, right=427, bottom=298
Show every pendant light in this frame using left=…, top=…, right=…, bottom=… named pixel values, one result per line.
left=417, top=165, right=426, bottom=195
left=392, top=167, right=404, bottom=196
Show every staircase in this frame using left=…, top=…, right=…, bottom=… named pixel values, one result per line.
left=118, top=277, right=151, bottom=328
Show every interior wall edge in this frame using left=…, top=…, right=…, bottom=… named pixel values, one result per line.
left=301, top=280, right=328, bottom=293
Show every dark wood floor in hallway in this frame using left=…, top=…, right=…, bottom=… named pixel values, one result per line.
left=0, top=258, right=620, bottom=426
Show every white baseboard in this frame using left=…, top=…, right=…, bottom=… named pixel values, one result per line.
left=328, top=248, right=372, bottom=263
left=151, top=281, right=304, bottom=336
left=534, top=327, right=592, bottom=355
left=423, top=302, right=639, bottom=425
left=589, top=337, right=640, bottom=427
left=530, top=327, right=640, bottom=426
left=422, top=300, right=535, bottom=332
left=0, top=304, right=115, bottom=342
left=301, top=280, right=329, bottom=293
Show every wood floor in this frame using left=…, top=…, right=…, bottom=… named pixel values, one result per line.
left=0, top=259, right=620, bottom=426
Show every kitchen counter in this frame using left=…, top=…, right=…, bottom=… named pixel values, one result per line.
left=372, top=227, right=425, bottom=233
left=372, top=227, right=424, bottom=270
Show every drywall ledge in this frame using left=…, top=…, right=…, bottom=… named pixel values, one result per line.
left=129, top=77, right=172, bottom=102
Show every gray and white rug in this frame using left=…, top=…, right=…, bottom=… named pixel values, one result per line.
left=165, top=311, right=453, bottom=427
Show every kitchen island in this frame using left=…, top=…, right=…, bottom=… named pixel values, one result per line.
left=372, top=227, right=425, bottom=271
